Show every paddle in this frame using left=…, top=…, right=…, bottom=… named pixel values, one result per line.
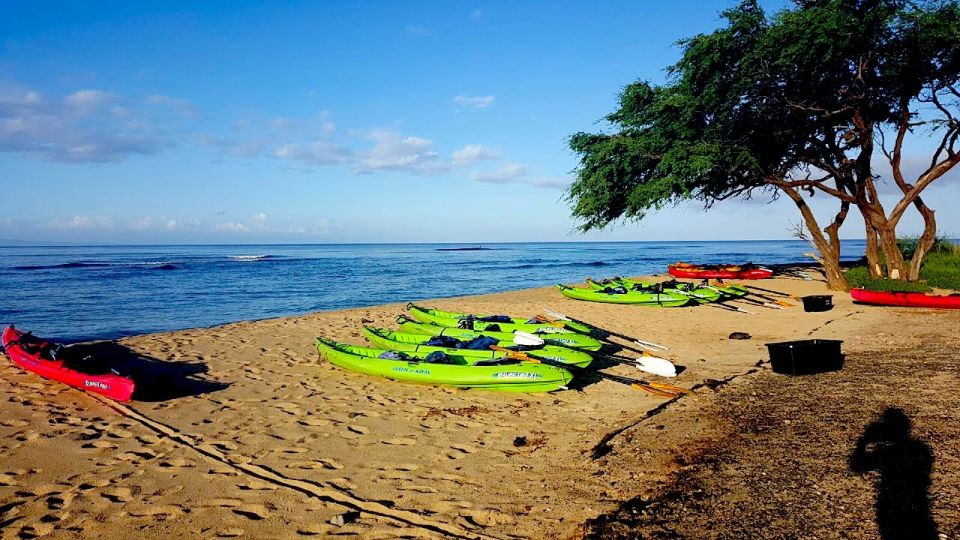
left=705, top=302, right=755, bottom=314
left=739, top=283, right=797, bottom=299
left=508, top=334, right=678, bottom=376
left=512, top=331, right=545, bottom=347
left=490, top=346, right=689, bottom=398
left=699, top=283, right=783, bottom=309
left=540, top=309, right=669, bottom=351
left=720, top=284, right=796, bottom=307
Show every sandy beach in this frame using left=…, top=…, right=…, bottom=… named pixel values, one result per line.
left=1, top=272, right=958, bottom=539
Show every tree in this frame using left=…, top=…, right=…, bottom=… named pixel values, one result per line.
left=568, top=0, right=960, bottom=289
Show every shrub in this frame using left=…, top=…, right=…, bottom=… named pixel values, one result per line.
left=844, top=266, right=932, bottom=292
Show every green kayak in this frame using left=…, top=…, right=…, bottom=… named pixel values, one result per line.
left=558, top=284, right=692, bottom=306
left=362, top=326, right=593, bottom=368
left=315, top=338, right=573, bottom=392
left=406, top=304, right=594, bottom=336
left=587, top=278, right=722, bottom=303
left=396, top=315, right=604, bottom=352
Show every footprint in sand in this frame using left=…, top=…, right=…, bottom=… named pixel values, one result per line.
left=201, top=498, right=243, bottom=508
left=232, top=503, right=270, bottom=520
left=19, top=522, right=55, bottom=538
left=346, top=425, right=369, bottom=436
left=446, top=445, right=477, bottom=460
left=328, top=477, right=357, bottom=490
left=237, top=480, right=278, bottom=491
left=78, top=478, right=111, bottom=490
left=15, top=483, right=60, bottom=497
left=205, top=466, right=239, bottom=477
left=212, top=440, right=239, bottom=451
left=381, top=437, right=416, bottom=446
left=137, top=433, right=163, bottom=444
left=159, top=458, right=195, bottom=468
left=82, top=440, right=118, bottom=450
left=463, top=509, right=515, bottom=527
left=46, top=493, right=74, bottom=510
left=101, top=487, right=133, bottom=503
left=0, top=472, right=20, bottom=487
left=399, top=485, right=438, bottom=494
left=296, top=523, right=328, bottom=536
left=377, top=470, right=410, bottom=481
left=128, top=504, right=184, bottom=518
left=297, top=416, right=330, bottom=427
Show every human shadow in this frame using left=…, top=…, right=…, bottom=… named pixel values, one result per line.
left=849, top=408, right=938, bottom=540
left=62, top=341, right=230, bottom=402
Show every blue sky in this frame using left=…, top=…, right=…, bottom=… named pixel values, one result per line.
left=1, top=0, right=957, bottom=244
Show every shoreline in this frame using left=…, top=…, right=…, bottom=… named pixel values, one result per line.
left=0, top=274, right=952, bottom=537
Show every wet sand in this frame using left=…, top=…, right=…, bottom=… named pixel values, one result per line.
left=0, top=273, right=953, bottom=538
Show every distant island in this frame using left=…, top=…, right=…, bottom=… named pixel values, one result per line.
left=435, top=246, right=492, bottom=251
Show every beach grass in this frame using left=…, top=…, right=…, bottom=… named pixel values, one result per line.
left=845, top=238, right=960, bottom=292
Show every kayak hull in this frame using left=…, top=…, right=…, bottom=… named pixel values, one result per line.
left=668, top=263, right=773, bottom=280
left=315, top=338, right=573, bottom=392
left=1, top=326, right=135, bottom=401
left=587, top=278, right=722, bottom=303
left=851, top=288, right=960, bottom=309
left=362, top=327, right=593, bottom=367
left=557, top=284, right=691, bottom=306
left=396, top=316, right=603, bottom=351
left=406, top=304, right=594, bottom=338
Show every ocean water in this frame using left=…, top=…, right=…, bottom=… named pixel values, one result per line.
left=0, top=240, right=867, bottom=342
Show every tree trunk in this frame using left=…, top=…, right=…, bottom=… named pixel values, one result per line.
left=876, top=224, right=906, bottom=280
left=907, top=198, right=937, bottom=281
left=783, top=186, right=847, bottom=290
left=864, top=221, right=881, bottom=278
left=859, top=196, right=907, bottom=280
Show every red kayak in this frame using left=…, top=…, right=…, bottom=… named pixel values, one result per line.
left=668, top=263, right=774, bottom=280
left=1, top=326, right=135, bottom=401
left=850, top=288, right=960, bottom=309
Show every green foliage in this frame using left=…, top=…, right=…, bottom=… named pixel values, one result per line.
left=847, top=239, right=960, bottom=291
left=567, top=0, right=960, bottom=231
left=919, top=240, right=960, bottom=290
left=844, top=266, right=932, bottom=292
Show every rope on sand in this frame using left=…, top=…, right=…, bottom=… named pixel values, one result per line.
left=90, top=394, right=493, bottom=540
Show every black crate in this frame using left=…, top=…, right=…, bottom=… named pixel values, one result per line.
left=765, top=339, right=844, bottom=375
left=802, top=295, right=834, bottom=312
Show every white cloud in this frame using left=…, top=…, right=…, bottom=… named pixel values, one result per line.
left=64, top=89, right=112, bottom=111
left=276, top=140, right=350, bottom=165
left=130, top=216, right=153, bottom=230
left=453, top=95, right=495, bottom=108
left=473, top=163, right=527, bottom=183
left=354, top=129, right=446, bottom=174
left=452, top=144, right=500, bottom=165
left=146, top=94, right=196, bottom=117
left=46, top=216, right=113, bottom=230
left=214, top=222, right=249, bottom=232
left=0, top=84, right=178, bottom=162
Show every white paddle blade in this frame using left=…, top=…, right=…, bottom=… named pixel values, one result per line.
left=634, top=339, right=669, bottom=351
left=542, top=308, right=571, bottom=321
left=513, top=331, right=545, bottom=346
left=635, top=356, right=677, bottom=378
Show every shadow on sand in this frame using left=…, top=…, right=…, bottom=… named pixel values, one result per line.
left=63, top=341, right=230, bottom=402
left=849, top=407, right=938, bottom=540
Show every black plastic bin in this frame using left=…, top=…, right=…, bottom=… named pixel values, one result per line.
left=765, top=339, right=844, bottom=375
left=801, top=295, right=834, bottom=312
